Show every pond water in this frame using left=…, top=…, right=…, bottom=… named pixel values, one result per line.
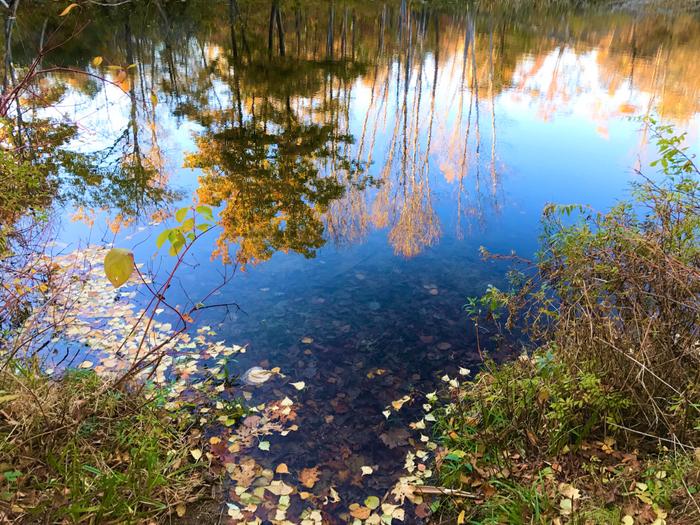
left=12, top=0, right=700, bottom=522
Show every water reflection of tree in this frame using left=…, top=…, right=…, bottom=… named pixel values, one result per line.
left=60, top=15, right=177, bottom=218
left=1, top=6, right=179, bottom=221
left=11, top=1, right=700, bottom=255
left=187, top=94, right=365, bottom=267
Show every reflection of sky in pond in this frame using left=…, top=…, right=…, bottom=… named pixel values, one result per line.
left=29, top=3, right=700, bottom=519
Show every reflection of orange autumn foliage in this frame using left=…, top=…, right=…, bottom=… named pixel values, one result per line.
left=189, top=118, right=350, bottom=267
left=71, top=207, right=95, bottom=228
left=107, top=214, right=135, bottom=234
left=150, top=209, right=170, bottom=225
left=111, top=69, right=131, bottom=92
left=388, top=188, right=440, bottom=258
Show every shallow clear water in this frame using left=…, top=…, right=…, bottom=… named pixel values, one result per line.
left=15, top=1, right=700, bottom=521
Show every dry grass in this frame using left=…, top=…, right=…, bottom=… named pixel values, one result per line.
left=0, top=359, right=207, bottom=523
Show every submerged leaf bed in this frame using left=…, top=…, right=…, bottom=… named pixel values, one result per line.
left=20, top=246, right=460, bottom=523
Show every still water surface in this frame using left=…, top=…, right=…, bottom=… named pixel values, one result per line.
left=19, top=1, right=700, bottom=521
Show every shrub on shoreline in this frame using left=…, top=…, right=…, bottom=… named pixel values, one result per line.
left=428, top=119, right=700, bottom=523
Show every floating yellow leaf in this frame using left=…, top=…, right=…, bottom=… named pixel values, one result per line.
left=103, top=248, right=134, bottom=288
left=190, top=449, right=202, bottom=461
left=92, top=56, right=103, bottom=67
left=364, top=496, right=380, bottom=510
left=361, top=465, right=373, bottom=476
left=290, top=381, right=306, bottom=390
left=391, top=395, right=411, bottom=411
left=59, top=3, right=79, bottom=16
left=275, top=463, right=289, bottom=474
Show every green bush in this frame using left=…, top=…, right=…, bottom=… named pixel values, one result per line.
left=429, top=118, right=700, bottom=523
left=479, top=118, right=700, bottom=444
left=434, top=350, right=631, bottom=482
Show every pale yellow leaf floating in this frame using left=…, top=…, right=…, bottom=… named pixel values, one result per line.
left=275, top=463, right=289, bottom=474
left=364, top=496, right=380, bottom=510
left=59, top=3, right=79, bottom=16
left=241, top=366, right=273, bottom=385
left=361, top=465, right=373, bottom=476
left=190, top=449, right=202, bottom=461
left=622, top=516, right=634, bottom=525
left=103, top=248, right=134, bottom=288
left=391, top=395, right=411, bottom=411
left=290, top=381, right=306, bottom=390
left=258, top=441, right=270, bottom=451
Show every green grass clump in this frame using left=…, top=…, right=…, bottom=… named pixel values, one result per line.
left=0, top=360, right=207, bottom=523
left=431, top=353, right=700, bottom=524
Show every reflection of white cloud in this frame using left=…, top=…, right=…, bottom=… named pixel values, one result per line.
left=505, top=48, right=655, bottom=129
left=41, top=82, right=131, bottom=152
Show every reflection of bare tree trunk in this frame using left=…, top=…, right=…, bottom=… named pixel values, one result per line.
left=268, top=1, right=275, bottom=58
left=423, top=13, right=439, bottom=175
left=125, top=20, right=140, bottom=161
left=229, top=0, right=239, bottom=61
left=341, top=7, right=347, bottom=58
left=489, top=26, right=497, bottom=197
left=3, top=0, right=26, bottom=150
left=295, top=6, right=301, bottom=57
left=155, top=1, right=179, bottom=99
left=2, top=0, right=19, bottom=94
left=275, top=1, right=285, bottom=56
left=400, top=11, right=411, bottom=191
left=457, top=23, right=475, bottom=239
left=379, top=4, right=386, bottom=54
left=351, top=11, right=356, bottom=61
left=326, top=1, right=335, bottom=60
left=470, top=16, right=481, bottom=196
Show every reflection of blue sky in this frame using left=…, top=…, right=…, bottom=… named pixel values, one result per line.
left=50, top=39, right=699, bottom=292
